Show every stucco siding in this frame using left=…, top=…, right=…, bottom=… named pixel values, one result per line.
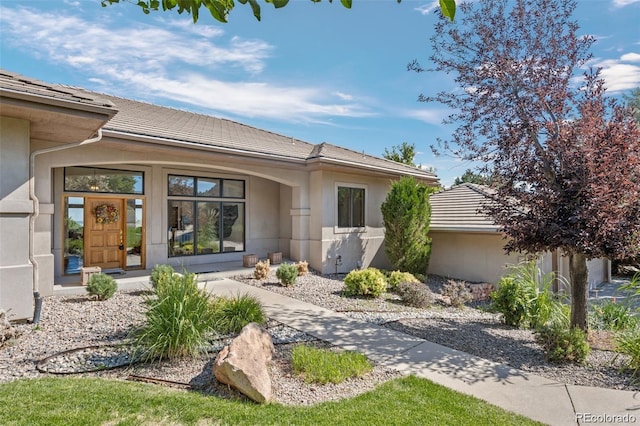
left=0, top=117, right=34, bottom=319
left=245, top=175, right=280, bottom=257
left=428, top=230, right=522, bottom=284
left=314, top=171, right=395, bottom=274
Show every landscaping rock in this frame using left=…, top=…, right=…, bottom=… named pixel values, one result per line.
left=213, top=322, right=275, bottom=403
left=0, top=309, right=17, bottom=347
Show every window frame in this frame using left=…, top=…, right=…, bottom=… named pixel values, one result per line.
left=335, top=183, right=367, bottom=233
left=167, top=174, right=246, bottom=257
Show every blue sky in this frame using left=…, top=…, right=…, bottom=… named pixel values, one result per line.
left=1, top=0, right=639, bottom=186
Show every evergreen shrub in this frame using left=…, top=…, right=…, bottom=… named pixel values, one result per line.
left=86, top=273, right=117, bottom=301
left=343, top=268, right=387, bottom=298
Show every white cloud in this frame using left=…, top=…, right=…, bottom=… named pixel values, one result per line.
left=600, top=63, right=640, bottom=92
left=621, top=52, right=640, bottom=62
left=334, top=92, right=354, bottom=101
left=0, top=6, right=372, bottom=123
left=613, top=0, right=640, bottom=7
left=414, top=1, right=440, bottom=15
left=404, top=108, right=448, bottom=125
left=591, top=55, right=640, bottom=93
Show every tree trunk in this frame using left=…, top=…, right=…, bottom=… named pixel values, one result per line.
left=569, top=253, right=589, bottom=331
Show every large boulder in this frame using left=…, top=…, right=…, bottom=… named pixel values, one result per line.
left=213, top=322, right=275, bottom=403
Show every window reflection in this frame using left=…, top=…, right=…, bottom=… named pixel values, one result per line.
left=65, top=167, right=143, bottom=194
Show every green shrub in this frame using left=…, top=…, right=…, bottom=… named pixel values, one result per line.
left=387, top=271, right=420, bottom=292
left=616, top=328, right=640, bottom=379
left=291, top=344, right=373, bottom=384
left=343, top=268, right=387, bottom=298
left=149, top=264, right=175, bottom=290
left=490, top=277, right=530, bottom=327
left=211, top=293, right=266, bottom=334
left=490, top=261, right=565, bottom=329
left=590, top=299, right=639, bottom=331
left=132, top=272, right=214, bottom=361
left=396, top=281, right=434, bottom=308
left=381, top=176, right=434, bottom=275
left=276, top=263, right=299, bottom=287
left=254, top=259, right=270, bottom=280
left=442, top=279, right=473, bottom=308
left=86, top=273, right=117, bottom=301
left=535, top=325, right=590, bottom=364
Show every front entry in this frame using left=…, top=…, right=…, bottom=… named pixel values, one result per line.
left=84, top=197, right=126, bottom=271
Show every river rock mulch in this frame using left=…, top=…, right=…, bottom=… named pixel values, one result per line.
left=0, top=288, right=401, bottom=406
left=238, top=270, right=639, bottom=392
left=1, top=271, right=638, bottom=407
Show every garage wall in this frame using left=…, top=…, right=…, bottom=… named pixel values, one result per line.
left=428, top=230, right=522, bottom=284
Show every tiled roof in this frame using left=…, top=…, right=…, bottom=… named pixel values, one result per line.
left=94, top=94, right=316, bottom=160
left=0, top=69, right=437, bottom=181
left=0, top=70, right=114, bottom=109
left=93, top=93, right=436, bottom=180
left=430, top=183, right=499, bottom=232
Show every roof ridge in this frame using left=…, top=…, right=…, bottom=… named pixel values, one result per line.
left=461, top=182, right=495, bottom=199
left=318, top=141, right=437, bottom=177
left=308, top=142, right=327, bottom=158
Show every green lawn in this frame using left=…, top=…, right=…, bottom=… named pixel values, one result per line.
left=0, top=375, right=543, bottom=426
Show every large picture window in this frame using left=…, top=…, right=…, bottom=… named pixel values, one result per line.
left=337, top=186, right=365, bottom=228
left=168, top=175, right=245, bottom=257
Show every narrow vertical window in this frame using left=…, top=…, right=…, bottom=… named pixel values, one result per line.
left=337, top=186, right=365, bottom=228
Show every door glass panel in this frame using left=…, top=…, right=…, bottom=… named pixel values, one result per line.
left=222, top=202, right=244, bottom=252
left=126, top=198, right=143, bottom=268
left=64, top=197, right=84, bottom=274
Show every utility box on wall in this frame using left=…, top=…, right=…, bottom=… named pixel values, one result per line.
left=81, top=266, right=102, bottom=286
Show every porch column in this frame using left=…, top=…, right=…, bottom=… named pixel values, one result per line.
left=289, top=185, right=310, bottom=264
left=0, top=117, right=34, bottom=320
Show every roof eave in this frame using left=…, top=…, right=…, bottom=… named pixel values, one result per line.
left=307, top=157, right=439, bottom=183
left=0, top=88, right=118, bottom=117
left=102, top=129, right=308, bottom=165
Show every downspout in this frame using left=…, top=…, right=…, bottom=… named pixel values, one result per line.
left=29, top=129, right=103, bottom=323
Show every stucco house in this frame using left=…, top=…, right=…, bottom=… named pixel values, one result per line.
left=0, top=69, right=438, bottom=321
left=428, top=183, right=611, bottom=290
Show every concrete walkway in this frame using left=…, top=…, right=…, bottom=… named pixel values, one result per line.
left=202, top=278, right=640, bottom=426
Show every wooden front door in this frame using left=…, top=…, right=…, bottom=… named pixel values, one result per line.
left=85, top=198, right=125, bottom=270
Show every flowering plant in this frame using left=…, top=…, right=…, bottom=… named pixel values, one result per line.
left=95, top=204, right=119, bottom=224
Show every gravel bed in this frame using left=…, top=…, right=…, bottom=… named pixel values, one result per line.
left=0, top=288, right=401, bottom=406
left=2, top=271, right=638, bottom=406
left=238, top=270, right=640, bottom=392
